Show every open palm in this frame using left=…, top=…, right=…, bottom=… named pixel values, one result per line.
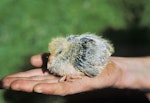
left=2, top=54, right=121, bottom=96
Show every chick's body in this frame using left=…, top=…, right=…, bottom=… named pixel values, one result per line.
left=47, top=33, right=114, bottom=78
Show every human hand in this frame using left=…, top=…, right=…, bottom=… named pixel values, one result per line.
left=1, top=53, right=122, bottom=96
left=1, top=54, right=150, bottom=100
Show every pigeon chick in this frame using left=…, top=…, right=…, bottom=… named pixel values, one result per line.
left=47, top=33, right=114, bottom=81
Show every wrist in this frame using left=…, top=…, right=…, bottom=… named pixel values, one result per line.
left=111, top=57, right=150, bottom=90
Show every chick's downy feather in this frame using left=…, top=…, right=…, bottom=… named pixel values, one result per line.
left=47, top=33, right=114, bottom=77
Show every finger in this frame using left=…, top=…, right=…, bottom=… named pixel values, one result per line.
left=28, top=75, right=59, bottom=81
left=34, top=83, right=72, bottom=96
left=7, top=69, right=49, bottom=78
left=10, top=79, right=59, bottom=92
left=2, top=70, right=58, bottom=89
left=30, top=54, right=43, bottom=67
left=2, top=77, right=19, bottom=89
left=34, top=80, right=92, bottom=96
left=30, top=53, right=50, bottom=68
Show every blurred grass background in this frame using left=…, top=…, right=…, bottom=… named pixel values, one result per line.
left=0, top=0, right=150, bottom=103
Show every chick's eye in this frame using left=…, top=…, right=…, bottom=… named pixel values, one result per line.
left=58, top=50, right=62, bottom=54
left=57, top=48, right=63, bottom=55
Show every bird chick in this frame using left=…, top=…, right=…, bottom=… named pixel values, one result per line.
left=47, top=33, right=114, bottom=81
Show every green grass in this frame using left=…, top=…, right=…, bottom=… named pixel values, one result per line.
left=0, top=0, right=149, bottom=103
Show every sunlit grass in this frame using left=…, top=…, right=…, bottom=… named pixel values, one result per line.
left=1, top=0, right=148, bottom=103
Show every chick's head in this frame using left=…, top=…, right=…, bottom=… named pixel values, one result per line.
left=48, top=37, right=70, bottom=57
